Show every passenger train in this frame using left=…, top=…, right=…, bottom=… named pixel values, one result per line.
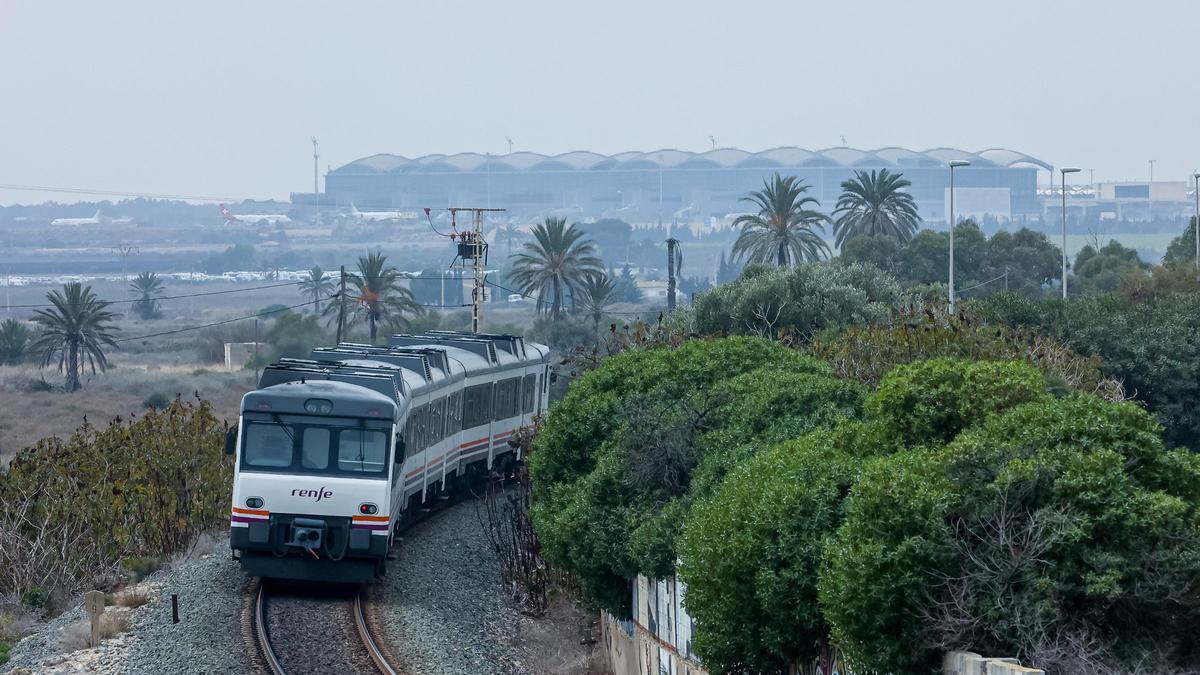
left=226, top=331, right=551, bottom=582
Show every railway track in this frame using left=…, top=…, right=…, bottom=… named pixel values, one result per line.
left=250, top=580, right=403, bottom=675
left=243, top=475, right=511, bottom=674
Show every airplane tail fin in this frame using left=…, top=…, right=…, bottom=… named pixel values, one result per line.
left=350, top=203, right=360, bottom=216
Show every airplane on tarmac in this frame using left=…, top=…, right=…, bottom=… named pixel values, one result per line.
left=50, top=209, right=133, bottom=226
left=220, top=204, right=291, bottom=225
left=348, top=203, right=414, bottom=222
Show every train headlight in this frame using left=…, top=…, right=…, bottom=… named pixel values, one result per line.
left=245, top=497, right=264, bottom=509
left=304, top=398, right=333, bottom=414
left=359, top=503, right=378, bottom=515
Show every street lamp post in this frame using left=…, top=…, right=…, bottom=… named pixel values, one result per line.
left=1193, top=172, right=1200, bottom=271
left=948, top=160, right=970, bottom=314
left=1060, top=167, right=1081, bottom=299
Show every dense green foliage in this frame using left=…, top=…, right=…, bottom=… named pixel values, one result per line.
left=866, top=358, right=1047, bottom=447
left=839, top=222, right=1060, bottom=297
left=1071, top=239, right=1148, bottom=294
left=691, top=262, right=899, bottom=340
left=809, top=306, right=1113, bottom=397
left=247, top=310, right=329, bottom=367
left=1163, top=217, right=1198, bottom=266
left=0, top=400, right=232, bottom=604
left=821, top=395, right=1200, bottom=673
left=678, top=426, right=883, bottom=672
left=731, top=174, right=830, bottom=266
left=529, top=337, right=861, bottom=611
left=832, top=168, right=921, bottom=246
left=975, top=288, right=1200, bottom=449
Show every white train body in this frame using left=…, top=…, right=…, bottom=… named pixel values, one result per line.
left=228, top=332, right=550, bottom=583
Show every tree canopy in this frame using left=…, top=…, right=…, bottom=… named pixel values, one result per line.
left=731, top=173, right=831, bottom=266
left=832, top=168, right=921, bottom=247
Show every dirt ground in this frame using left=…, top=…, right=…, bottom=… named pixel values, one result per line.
left=516, top=594, right=607, bottom=675
left=0, top=358, right=252, bottom=463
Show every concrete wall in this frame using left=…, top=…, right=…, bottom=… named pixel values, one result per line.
left=600, top=575, right=1046, bottom=675
left=223, top=342, right=260, bottom=371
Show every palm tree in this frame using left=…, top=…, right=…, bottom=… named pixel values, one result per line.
left=129, top=271, right=166, bottom=320
left=30, top=282, right=120, bottom=391
left=0, top=318, right=31, bottom=365
left=511, top=217, right=603, bottom=319
left=495, top=223, right=522, bottom=257
left=325, top=251, right=421, bottom=343
left=299, top=265, right=335, bottom=313
left=579, top=273, right=617, bottom=335
left=731, top=173, right=831, bottom=266
left=832, top=168, right=921, bottom=247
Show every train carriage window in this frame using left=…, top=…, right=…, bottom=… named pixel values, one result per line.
left=523, top=374, right=536, bottom=414
left=300, top=428, right=330, bottom=469
left=465, top=383, right=494, bottom=428
left=242, top=423, right=293, bottom=467
left=336, top=429, right=388, bottom=473
left=432, top=397, right=446, bottom=443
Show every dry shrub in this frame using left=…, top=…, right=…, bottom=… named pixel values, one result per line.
left=0, top=399, right=232, bottom=610
left=60, top=610, right=132, bottom=652
left=808, top=307, right=1124, bottom=400
left=113, top=587, right=150, bottom=609
left=0, top=607, right=40, bottom=642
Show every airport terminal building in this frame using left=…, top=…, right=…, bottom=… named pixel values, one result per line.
left=310, top=147, right=1050, bottom=225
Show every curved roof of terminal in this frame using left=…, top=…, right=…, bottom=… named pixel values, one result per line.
left=331, top=147, right=1051, bottom=175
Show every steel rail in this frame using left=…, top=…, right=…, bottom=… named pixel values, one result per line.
left=354, top=591, right=399, bottom=675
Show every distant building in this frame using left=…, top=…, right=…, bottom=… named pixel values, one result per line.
left=1039, top=181, right=1194, bottom=223
left=300, top=147, right=1050, bottom=225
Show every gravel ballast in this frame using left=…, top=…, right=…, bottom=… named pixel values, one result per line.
left=2, top=551, right=251, bottom=675
left=3, top=499, right=592, bottom=675
left=380, top=501, right=531, bottom=675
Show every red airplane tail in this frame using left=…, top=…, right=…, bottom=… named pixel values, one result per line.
left=219, top=204, right=241, bottom=222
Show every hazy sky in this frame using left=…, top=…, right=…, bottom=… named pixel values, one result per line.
left=2, top=0, right=1197, bottom=205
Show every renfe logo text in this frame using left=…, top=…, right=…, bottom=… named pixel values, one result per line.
left=292, top=487, right=333, bottom=502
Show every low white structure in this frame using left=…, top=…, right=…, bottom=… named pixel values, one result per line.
left=223, top=342, right=261, bottom=371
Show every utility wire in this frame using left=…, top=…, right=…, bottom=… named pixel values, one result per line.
left=114, top=296, right=332, bottom=343
left=0, top=182, right=247, bottom=202
left=5, top=280, right=306, bottom=309
left=957, top=272, right=1009, bottom=295
left=6, top=276, right=475, bottom=309
left=113, top=293, right=468, bottom=344
left=483, top=275, right=660, bottom=316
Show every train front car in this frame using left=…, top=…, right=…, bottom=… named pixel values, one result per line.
left=228, top=379, right=398, bottom=583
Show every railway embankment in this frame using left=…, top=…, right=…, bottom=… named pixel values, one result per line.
left=1, top=499, right=596, bottom=675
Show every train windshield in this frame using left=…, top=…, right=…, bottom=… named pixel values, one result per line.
left=240, top=413, right=392, bottom=479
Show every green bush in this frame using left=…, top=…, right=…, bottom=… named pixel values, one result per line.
left=142, top=391, right=172, bottom=409
left=120, top=555, right=163, bottom=582
left=677, top=426, right=879, bottom=673
left=866, top=358, right=1047, bottom=447
left=820, top=395, right=1200, bottom=673
left=808, top=309, right=1111, bottom=397
left=691, top=262, right=899, bottom=340
left=529, top=337, right=857, bottom=611
left=20, top=587, right=47, bottom=609
left=1041, top=292, right=1200, bottom=449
